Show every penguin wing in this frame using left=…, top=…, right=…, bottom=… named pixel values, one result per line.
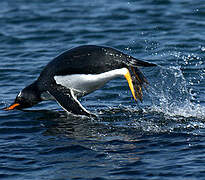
left=47, top=84, right=92, bottom=116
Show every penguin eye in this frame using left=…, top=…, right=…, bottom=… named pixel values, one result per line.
left=15, top=95, right=24, bottom=104
left=15, top=96, right=32, bottom=109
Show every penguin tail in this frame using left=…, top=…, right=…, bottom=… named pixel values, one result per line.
left=125, top=63, right=155, bottom=102
left=126, top=56, right=157, bottom=67
left=123, top=55, right=156, bottom=102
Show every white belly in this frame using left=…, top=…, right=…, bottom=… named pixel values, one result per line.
left=54, top=68, right=128, bottom=97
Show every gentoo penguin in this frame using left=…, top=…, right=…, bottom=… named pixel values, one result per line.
left=4, top=45, right=156, bottom=116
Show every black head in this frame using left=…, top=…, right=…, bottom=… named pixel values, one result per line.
left=4, top=82, right=42, bottom=111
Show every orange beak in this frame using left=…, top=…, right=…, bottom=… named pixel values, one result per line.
left=3, top=103, right=20, bottom=111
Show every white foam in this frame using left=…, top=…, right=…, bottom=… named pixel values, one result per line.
left=143, top=66, right=205, bottom=119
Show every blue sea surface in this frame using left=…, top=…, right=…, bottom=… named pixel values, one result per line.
left=0, top=0, right=205, bottom=179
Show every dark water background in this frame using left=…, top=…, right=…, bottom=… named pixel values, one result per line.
left=0, top=0, right=205, bottom=179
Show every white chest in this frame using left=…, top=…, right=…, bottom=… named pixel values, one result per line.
left=53, top=68, right=128, bottom=97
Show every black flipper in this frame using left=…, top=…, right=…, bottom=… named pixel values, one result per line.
left=47, top=84, right=92, bottom=116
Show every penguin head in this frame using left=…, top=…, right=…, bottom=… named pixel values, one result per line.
left=4, top=82, right=41, bottom=111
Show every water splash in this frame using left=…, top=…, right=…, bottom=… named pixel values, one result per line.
left=144, top=66, right=205, bottom=119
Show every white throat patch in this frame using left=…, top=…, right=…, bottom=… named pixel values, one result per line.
left=17, top=91, right=22, bottom=97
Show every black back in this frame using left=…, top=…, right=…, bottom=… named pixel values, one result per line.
left=37, top=45, right=156, bottom=91
left=39, top=45, right=129, bottom=78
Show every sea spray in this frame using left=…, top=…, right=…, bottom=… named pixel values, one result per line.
left=144, top=66, right=205, bottom=119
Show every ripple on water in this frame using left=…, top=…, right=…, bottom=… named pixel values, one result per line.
left=0, top=0, right=205, bottom=179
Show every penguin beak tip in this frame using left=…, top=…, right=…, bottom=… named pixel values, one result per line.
left=3, top=103, right=20, bottom=111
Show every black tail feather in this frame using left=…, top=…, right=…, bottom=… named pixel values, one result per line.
left=126, top=56, right=157, bottom=67
left=129, top=66, right=150, bottom=102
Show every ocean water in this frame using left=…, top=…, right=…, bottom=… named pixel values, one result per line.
left=0, top=0, right=205, bottom=179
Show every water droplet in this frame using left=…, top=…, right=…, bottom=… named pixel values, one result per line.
left=201, top=47, right=205, bottom=51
